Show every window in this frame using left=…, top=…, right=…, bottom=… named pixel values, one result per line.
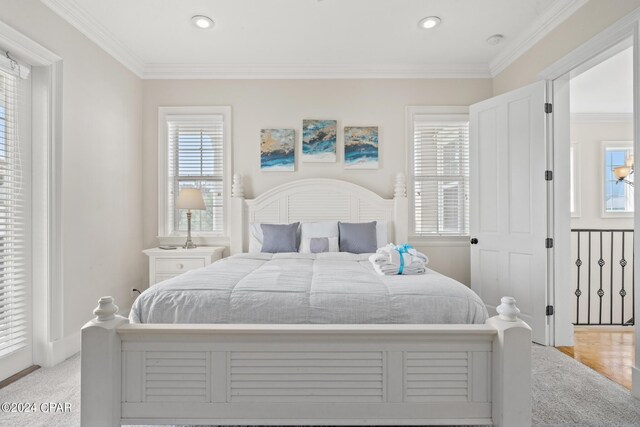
left=0, top=60, right=29, bottom=358
left=602, top=141, right=633, bottom=216
left=408, top=107, right=470, bottom=237
left=159, top=107, right=231, bottom=239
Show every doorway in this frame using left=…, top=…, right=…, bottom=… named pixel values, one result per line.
left=559, top=43, right=635, bottom=389
left=548, top=24, right=639, bottom=393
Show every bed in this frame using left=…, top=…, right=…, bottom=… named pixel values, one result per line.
left=81, top=175, right=532, bottom=427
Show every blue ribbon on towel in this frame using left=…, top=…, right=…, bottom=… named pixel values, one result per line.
left=394, top=244, right=413, bottom=275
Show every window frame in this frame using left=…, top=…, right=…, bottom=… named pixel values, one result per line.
left=158, top=106, right=232, bottom=244
left=601, top=140, right=634, bottom=218
left=570, top=142, right=581, bottom=218
left=406, top=106, right=470, bottom=245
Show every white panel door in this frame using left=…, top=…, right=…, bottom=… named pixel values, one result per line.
left=470, top=81, right=548, bottom=344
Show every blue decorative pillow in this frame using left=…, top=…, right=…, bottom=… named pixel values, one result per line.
left=261, top=223, right=300, bottom=253
left=338, top=221, right=378, bottom=254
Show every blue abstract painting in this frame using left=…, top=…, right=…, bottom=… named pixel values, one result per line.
left=344, top=126, right=378, bottom=169
left=302, top=119, right=337, bottom=162
left=260, top=129, right=295, bottom=171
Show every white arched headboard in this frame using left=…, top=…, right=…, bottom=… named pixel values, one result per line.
left=229, top=174, right=408, bottom=254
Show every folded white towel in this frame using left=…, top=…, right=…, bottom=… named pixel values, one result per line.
left=372, top=262, right=426, bottom=275
left=369, top=244, right=428, bottom=275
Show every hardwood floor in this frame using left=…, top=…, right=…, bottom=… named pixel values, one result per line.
left=557, top=329, right=634, bottom=389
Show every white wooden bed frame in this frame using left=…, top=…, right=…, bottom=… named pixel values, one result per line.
left=81, top=175, right=532, bottom=427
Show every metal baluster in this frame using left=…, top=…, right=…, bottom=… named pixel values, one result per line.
left=621, top=231, right=626, bottom=325
left=609, top=234, right=613, bottom=325
left=597, top=231, right=605, bottom=325
left=575, top=231, right=582, bottom=325
left=587, top=232, right=592, bottom=325
left=610, top=231, right=614, bottom=324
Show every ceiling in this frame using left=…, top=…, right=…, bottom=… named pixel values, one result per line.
left=41, top=0, right=588, bottom=79
left=570, top=46, right=633, bottom=114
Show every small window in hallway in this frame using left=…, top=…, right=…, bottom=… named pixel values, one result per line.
left=603, top=142, right=633, bottom=214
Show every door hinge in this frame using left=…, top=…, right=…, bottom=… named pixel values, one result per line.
left=545, top=170, right=553, bottom=181
left=545, top=238, right=554, bottom=249
left=544, top=103, right=553, bottom=114
left=546, top=305, right=554, bottom=316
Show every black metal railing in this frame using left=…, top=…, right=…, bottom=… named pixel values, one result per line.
left=572, top=229, right=634, bottom=326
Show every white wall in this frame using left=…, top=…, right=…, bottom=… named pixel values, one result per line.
left=0, top=0, right=144, bottom=343
left=142, top=79, right=493, bottom=285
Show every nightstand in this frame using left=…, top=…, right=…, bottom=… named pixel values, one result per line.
left=143, top=246, right=225, bottom=286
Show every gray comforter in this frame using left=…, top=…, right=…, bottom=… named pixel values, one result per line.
left=130, top=252, right=488, bottom=324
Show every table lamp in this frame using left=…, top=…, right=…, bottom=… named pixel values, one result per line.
left=176, top=188, right=206, bottom=249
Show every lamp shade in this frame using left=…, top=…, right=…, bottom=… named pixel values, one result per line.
left=614, top=166, right=632, bottom=181
left=176, top=188, right=206, bottom=210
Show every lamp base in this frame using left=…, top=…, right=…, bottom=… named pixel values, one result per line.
left=183, top=239, right=197, bottom=249
left=183, top=210, right=197, bottom=249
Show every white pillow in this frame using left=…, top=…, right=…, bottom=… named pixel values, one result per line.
left=376, top=220, right=388, bottom=247
left=249, top=223, right=264, bottom=253
left=300, top=221, right=339, bottom=238
left=299, top=221, right=339, bottom=253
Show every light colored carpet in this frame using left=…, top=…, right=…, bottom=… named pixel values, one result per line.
left=0, top=345, right=639, bottom=427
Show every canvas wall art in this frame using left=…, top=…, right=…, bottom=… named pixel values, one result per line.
left=260, top=129, right=295, bottom=171
left=344, top=126, right=379, bottom=169
left=302, top=119, right=337, bottom=162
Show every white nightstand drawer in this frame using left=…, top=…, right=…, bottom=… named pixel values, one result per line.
left=156, top=258, right=205, bottom=273
left=153, top=273, right=180, bottom=284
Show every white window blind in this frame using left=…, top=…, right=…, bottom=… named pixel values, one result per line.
left=0, top=64, right=27, bottom=357
left=167, top=116, right=225, bottom=235
left=412, top=118, right=470, bottom=236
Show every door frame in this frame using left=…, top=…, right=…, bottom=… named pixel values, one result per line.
left=540, top=7, right=640, bottom=398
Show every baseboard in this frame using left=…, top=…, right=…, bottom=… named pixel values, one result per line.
left=49, top=331, right=81, bottom=366
left=41, top=313, right=131, bottom=367
left=0, top=365, right=40, bottom=389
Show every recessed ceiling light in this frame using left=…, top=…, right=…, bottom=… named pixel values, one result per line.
left=418, top=16, right=441, bottom=29
left=486, top=34, right=504, bottom=45
left=191, top=15, right=214, bottom=29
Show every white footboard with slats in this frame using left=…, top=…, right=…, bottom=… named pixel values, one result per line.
left=81, top=296, right=531, bottom=427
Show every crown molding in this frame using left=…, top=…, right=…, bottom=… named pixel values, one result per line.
left=571, top=112, right=633, bottom=122
left=40, top=0, right=144, bottom=77
left=489, top=0, right=588, bottom=77
left=142, top=62, right=491, bottom=79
